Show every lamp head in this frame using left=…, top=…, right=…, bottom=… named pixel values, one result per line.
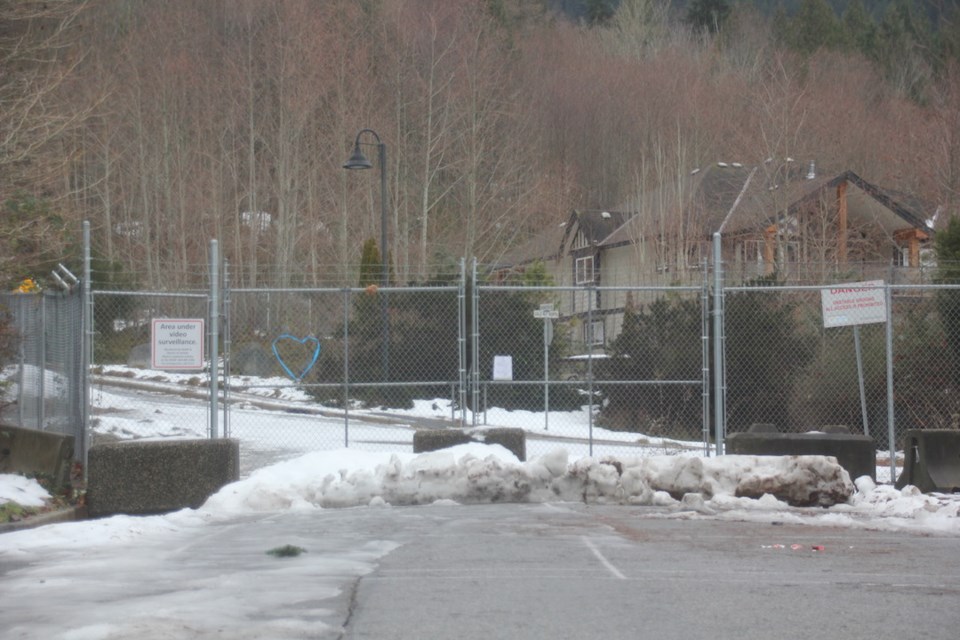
left=343, top=144, right=373, bottom=170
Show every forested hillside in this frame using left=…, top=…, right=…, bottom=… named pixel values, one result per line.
left=3, top=0, right=960, bottom=290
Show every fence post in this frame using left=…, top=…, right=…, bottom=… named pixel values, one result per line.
left=39, top=293, right=46, bottom=429
left=885, top=282, right=896, bottom=483
left=222, top=259, right=231, bottom=439
left=587, top=284, right=595, bottom=457
left=209, top=239, right=219, bottom=439
left=342, top=287, right=350, bottom=447
left=712, top=232, right=725, bottom=455
left=82, top=220, right=92, bottom=473
left=458, top=258, right=467, bottom=427
left=701, top=262, right=711, bottom=456
left=16, top=297, right=25, bottom=427
left=471, top=258, right=479, bottom=427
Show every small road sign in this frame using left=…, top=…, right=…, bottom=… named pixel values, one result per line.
left=534, top=304, right=559, bottom=319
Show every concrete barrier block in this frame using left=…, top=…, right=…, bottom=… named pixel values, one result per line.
left=726, top=431, right=875, bottom=482
left=0, top=424, right=75, bottom=488
left=896, top=429, right=960, bottom=493
left=87, top=439, right=240, bottom=517
left=413, top=428, right=526, bottom=461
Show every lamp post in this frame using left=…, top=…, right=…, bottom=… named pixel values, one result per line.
left=344, top=128, right=390, bottom=382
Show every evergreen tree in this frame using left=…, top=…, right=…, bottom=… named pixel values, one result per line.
left=786, top=0, right=845, bottom=55
left=1, top=194, right=73, bottom=290
left=842, top=0, right=879, bottom=58
left=597, top=295, right=704, bottom=437
left=358, top=238, right=383, bottom=288
left=771, top=3, right=791, bottom=44
left=935, top=215, right=960, bottom=387
left=474, top=262, right=577, bottom=411
left=937, top=3, right=960, bottom=65
left=723, top=274, right=817, bottom=431
left=872, top=0, right=933, bottom=101
left=685, top=0, right=731, bottom=35
left=585, top=0, right=616, bottom=26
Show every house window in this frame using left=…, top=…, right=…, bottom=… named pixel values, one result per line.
left=776, top=240, right=801, bottom=265
left=895, top=245, right=910, bottom=267
left=742, top=240, right=765, bottom=266
left=575, top=255, right=595, bottom=284
left=584, top=320, right=604, bottom=346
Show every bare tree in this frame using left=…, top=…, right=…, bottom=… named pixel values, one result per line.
left=0, top=0, right=96, bottom=283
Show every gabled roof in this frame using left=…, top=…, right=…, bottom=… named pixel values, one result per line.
left=599, top=161, right=759, bottom=248
left=494, top=221, right=568, bottom=269
left=599, top=161, right=933, bottom=249
left=559, top=209, right=630, bottom=254
left=729, top=167, right=932, bottom=237
left=782, top=170, right=929, bottom=232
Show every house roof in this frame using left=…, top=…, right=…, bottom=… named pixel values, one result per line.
left=784, top=170, right=930, bottom=233
left=498, top=161, right=934, bottom=267
left=560, top=209, right=630, bottom=252
left=599, top=161, right=933, bottom=248
left=494, top=221, right=568, bottom=269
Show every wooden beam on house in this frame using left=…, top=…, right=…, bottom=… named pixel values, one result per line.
left=894, top=228, right=930, bottom=267
left=837, top=181, right=848, bottom=266
left=764, top=224, right=776, bottom=275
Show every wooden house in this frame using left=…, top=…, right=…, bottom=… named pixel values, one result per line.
left=514, top=160, right=935, bottom=353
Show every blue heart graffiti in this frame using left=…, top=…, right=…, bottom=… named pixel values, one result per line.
left=271, top=334, right=321, bottom=382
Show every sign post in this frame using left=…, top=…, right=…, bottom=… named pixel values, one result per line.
left=820, top=280, right=886, bottom=437
left=534, top=303, right=559, bottom=431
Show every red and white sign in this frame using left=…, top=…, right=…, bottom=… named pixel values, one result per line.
left=820, top=280, right=886, bottom=328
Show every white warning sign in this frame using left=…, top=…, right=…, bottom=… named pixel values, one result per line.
left=152, top=319, right=205, bottom=370
left=820, top=280, right=886, bottom=328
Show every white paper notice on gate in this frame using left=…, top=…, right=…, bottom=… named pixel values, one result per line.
left=492, top=355, right=513, bottom=381
left=820, top=280, right=887, bottom=328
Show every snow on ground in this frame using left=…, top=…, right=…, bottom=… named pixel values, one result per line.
left=2, top=364, right=959, bottom=543
left=0, top=474, right=51, bottom=508
left=3, top=443, right=959, bottom=549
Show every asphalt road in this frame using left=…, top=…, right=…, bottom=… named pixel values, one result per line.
left=343, top=503, right=960, bottom=640
left=2, top=503, right=958, bottom=639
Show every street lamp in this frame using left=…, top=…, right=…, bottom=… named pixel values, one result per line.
left=344, top=128, right=390, bottom=382
left=344, top=129, right=388, bottom=291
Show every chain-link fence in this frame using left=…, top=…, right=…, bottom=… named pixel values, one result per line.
left=76, top=262, right=960, bottom=480
left=221, top=285, right=464, bottom=470
left=721, top=284, right=890, bottom=438
left=720, top=280, right=960, bottom=482
left=0, top=290, right=85, bottom=450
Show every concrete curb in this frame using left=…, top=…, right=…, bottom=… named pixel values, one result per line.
left=0, top=506, right=87, bottom=534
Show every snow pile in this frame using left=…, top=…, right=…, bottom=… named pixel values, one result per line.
left=3, top=445, right=959, bottom=538
left=843, top=476, right=960, bottom=532
left=203, top=445, right=856, bottom=513
left=0, top=474, right=52, bottom=508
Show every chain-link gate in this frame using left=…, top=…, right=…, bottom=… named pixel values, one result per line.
left=89, top=290, right=212, bottom=444
left=472, top=277, right=711, bottom=460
